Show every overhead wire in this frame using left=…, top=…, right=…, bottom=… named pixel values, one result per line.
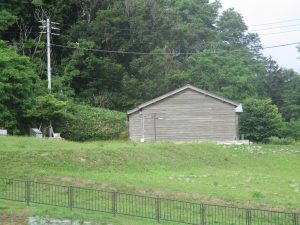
left=51, top=41, right=300, bottom=56
left=249, top=18, right=300, bottom=27
left=250, top=23, right=300, bottom=32
left=263, top=42, right=300, bottom=49
left=259, top=29, right=300, bottom=36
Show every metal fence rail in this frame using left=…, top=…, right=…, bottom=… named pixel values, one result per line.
left=0, top=177, right=299, bottom=225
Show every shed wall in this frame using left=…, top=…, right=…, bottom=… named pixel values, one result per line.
left=128, top=89, right=238, bottom=142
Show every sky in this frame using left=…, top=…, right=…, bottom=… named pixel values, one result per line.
left=214, top=0, right=300, bottom=72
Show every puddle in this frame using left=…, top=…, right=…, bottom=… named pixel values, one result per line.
left=28, top=217, right=99, bottom=225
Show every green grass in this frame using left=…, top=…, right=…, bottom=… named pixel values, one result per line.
left=0, top=199, right=175, bottom=225
left=1, top=136, right=300, bottom=223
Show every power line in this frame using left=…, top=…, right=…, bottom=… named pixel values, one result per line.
left=51, top=41, right=300, bottom=56
left=251, top=23, right=300, bottom=32
left=264, top=42, right=300, bottom=49
left=249, top=18, right=300, bottom=27
left=51, top=43, right=195, bottom=55
left=260, top=29, right=300, bottom=36
left=70, top=76, right=122, bottom=83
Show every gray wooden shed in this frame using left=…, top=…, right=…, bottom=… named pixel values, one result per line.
left=127, top=84, right=243, bottom=142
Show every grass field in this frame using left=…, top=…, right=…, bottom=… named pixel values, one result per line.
left=0, top=136, right=300, bottom=224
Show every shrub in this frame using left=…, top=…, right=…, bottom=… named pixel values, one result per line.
left=57, top=104, right=127, bottom=141
left=280, top=120, right=300, bottom=141
left=239, top=98, right=283, bottom=142
left=264, top=136, right=295, bottom=145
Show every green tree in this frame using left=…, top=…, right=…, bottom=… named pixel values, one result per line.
left=0, top=40, right=41, bottom=134
left=121, top=47, right=182, bottom=109
left=26, top=94, right=70, bottom=133
left=281, top=75, right=300, bottom=121
left=63, top=39, right=125, bottom=108
left=239, top=98, right=283, bottom=142
left=217, top=8, right=248, bottom=47
left=186, top=50, right=257, bottom=101
left=0, top=10, right=17, bottom=34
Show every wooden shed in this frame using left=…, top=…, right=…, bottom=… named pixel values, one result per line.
left=127, top=84, right=243, bottom=142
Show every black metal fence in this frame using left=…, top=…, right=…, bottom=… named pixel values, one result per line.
left=0, top=177, right=299, bottom=225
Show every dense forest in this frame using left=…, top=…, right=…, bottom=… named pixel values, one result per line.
left=1, top=0, right=300, bottom=141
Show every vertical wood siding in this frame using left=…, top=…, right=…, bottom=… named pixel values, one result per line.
left=129, top=89, right=238, bottom=142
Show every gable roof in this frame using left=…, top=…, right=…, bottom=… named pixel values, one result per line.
left=127, top=84, right=240, bottom=115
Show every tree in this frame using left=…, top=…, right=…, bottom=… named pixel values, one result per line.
left=26, top=94, right=70, bottom=130
left=186, top=50, right=257, bottom=101
left=217, top=8, right=248, bottom=47
left=0, top=40, right=41, bottom=134
left=256, top=58, right=300, bottom=121
left=1, top=0, right=299, bottom=127
left=121, top=47, right=183, bottom=109
left=281, top=75, right=300, bottom=121
left=0, top=10, right=17, bottom=34
left=280, top=120, right=300, bottom=140
left=239, top=98, right=283, bottom=142
left=63, top=39, right=125, bottom=108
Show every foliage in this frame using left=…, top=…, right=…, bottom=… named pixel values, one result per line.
left=217, top=8, right=248, bottom=46
left=0, top=10, right=17, bottom=33
left=186, top=50, right=257, bottom=101
left=63, top=39, right=125, bottom=108
left=59, top=104, right=127, bottom=141
left=280, top=120, right=300, bottom=140
left=121, top=47, right=183, bottom=108
left=0, top=40, right=41, bottom=134
left=0, top=0, right=300, bottom=138
left=26, top=94, right=71, bottom=134
left=281, top=75, right=300, bottom=121
left=239, top=98, right=283, bottom=142
left=264, top=136, right=295, bottom=145
left=257, top=63, right=300, bottom=121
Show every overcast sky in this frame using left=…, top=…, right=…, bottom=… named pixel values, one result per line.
left=214, top=0, right=300, bottom=72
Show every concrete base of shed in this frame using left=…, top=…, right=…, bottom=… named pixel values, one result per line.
left=217, top=140, right=251, bottom=145
left=172, top=140, right=251, bottom=145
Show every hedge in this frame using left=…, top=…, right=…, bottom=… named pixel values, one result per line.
left=58, top=104, right=127, bottom=141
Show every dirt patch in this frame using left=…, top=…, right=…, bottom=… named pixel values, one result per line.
left=78, top=156, right=86, bottom=162
left=42, top=175, right=110, bottom=189
left=0, top=210, right=27, bottom=225
left=40, top=152, right=50, bottom=157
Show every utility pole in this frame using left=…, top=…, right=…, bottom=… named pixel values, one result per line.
left=153, top=113, right=157, bottom=142
left=39, top=17, right=60, bottom=137
left=149, top=113, right=165, bottom=142
left=141, top=113, right=165, bottom=142
left=39, top=17, right=60, bottom=92
left=46, top=18, right=51, bottom=92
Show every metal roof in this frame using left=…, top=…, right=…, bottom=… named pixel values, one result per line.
left=127, top=84, right=241, bottom=115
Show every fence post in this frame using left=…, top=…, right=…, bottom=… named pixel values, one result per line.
left=112, top=192, right=117, bottom=216
left=156, top=197, right=161, bottom=223
left=69, top=186, right=73, bottom=210
left=246, top=209, right=251, bottom=225
left=25, top=180, right=30, bottom=206
left=293, top=213, right=298, bottom=225
left=201, top=204, right=206, bottom=225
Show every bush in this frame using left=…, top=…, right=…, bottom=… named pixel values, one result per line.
left=239, top=98, right=283, bottom=142
left=57, top=104, right=127, bottom=141
left=264, top=136, right=295, bottom=145
left=280, top=120, right=300, bottom=141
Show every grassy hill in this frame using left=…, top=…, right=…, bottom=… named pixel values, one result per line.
left=1, top=136, right=300, bottom=224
